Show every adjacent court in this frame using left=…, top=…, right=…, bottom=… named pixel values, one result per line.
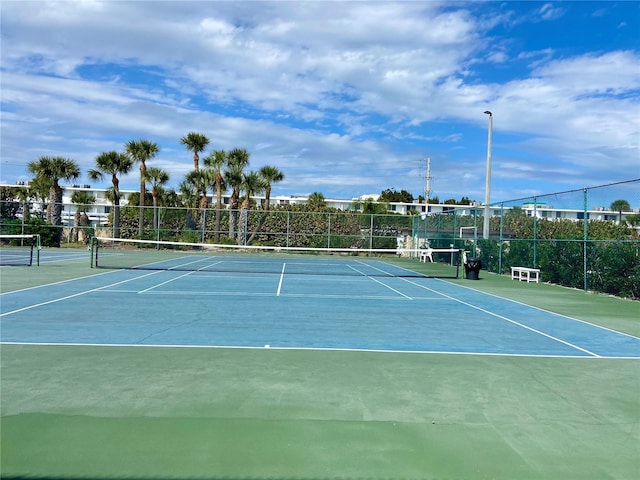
left=1, top=245, right=639, bottom=479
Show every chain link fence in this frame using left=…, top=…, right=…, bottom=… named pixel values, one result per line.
left=2, top=179, right=638, bottom=298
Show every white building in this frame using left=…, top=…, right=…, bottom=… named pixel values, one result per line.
left=3, top=183, right=636, bottom=227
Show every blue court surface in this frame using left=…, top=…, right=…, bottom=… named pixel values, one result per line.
left=1, top=255, right=638, bottom=359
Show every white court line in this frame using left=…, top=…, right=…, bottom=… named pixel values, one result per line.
left=277, top=263, right=285, bottom=296
left=2, top=341, right=635, bottom=359
left=138, top=260, right=224, bottom=293
left=383, top=258, right=640, bottom=343
left=100, top=289, right=439, bottom=300
left=397, top=276, right=600, bottom=357
left=348, top=264, right=413, bottom=299
left=38, top=255, right=90, bottom=264
left=0, top=270, right=166, bottom=317
left=0, top=269, right=118, bottom=296
left=447, top=279, right=640, bottom=342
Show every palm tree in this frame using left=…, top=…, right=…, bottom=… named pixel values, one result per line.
left=144, top=167, right=170, bottom=231
left=180, top=132, right=210, bottom=171
left=204, top=150, right=227, bottom=241
left=14, top=186, right=33, bottom=223
left=163, top=188, right=181, bottom=208
left=238, top=171, right=266, bottom=244
left=610, top=199, right=631, bottom=224
left=28, top=176, right=51, bottom=220
left=88, top=151, right=134, bottom=238
left=225, top=148, right=250, bottom=239
left=125, top=139, right=159, bottom=236
left=27, top=156, right=80, bottom=245
left=306, top=192, right=327, bottom=211
left=247, top=165, right=285, bottom=244
left=184, top=169, right=210, bottom=209
left=178, top=178, right=200, bottom=231
left=70, top=191, right=96, bottom=243
left=258, top=165, right=285, bottom=209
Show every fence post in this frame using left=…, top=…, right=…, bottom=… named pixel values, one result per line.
left=499, top=203, right=504, bottom=275
left=286, top=211, right=290, bottom=248
left=583, top=188, right=588, bottom=292
left=473, top=207, right=478, bottom=255
left=369, top=214, right=374, bottom=250
left=533, top=196, right=538, bottom=268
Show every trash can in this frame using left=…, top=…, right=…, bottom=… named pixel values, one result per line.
left=464, top=258, right=482, bottom=280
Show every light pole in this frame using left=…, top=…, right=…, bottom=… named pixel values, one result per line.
left=483, top=110, right=493, bottom=239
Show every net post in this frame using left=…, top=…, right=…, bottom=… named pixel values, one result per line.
left=35, top=234, right=40, bottom=266
left=90, top=236, right=96, bottom=268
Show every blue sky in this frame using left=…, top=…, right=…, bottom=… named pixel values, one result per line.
left=1, top=1, right=639, bottom=205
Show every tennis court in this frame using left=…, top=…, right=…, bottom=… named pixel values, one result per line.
left=1, top=245, right=639, bottom=479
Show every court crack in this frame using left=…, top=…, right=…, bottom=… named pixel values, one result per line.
left=134, top=318, right=202, bottom=344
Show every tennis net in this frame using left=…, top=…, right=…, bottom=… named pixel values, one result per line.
left=0, top=234, right=40, bottom=266
left=92, top=237, right=462, bottom=278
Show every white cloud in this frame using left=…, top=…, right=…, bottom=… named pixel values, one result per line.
left=538, top=3, right=565, bottom=21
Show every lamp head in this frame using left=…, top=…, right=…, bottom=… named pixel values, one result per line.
left=484, top=110, right=492, bottom=116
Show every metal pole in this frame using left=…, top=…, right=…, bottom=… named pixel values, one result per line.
left=369, top=214, right=374, bottom=250
left=499, top=203, right=504, bottom=274
left=583, top=188, right=588, bottom=292
left=533, top=197, right=538, bottom=267
left=483, top=111, right=493, bottom=239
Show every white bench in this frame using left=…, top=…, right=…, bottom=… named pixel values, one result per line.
left=511, top=267, right=541, bottom=283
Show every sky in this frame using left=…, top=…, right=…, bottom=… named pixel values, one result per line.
left=1, top=0, right=639, bottom=206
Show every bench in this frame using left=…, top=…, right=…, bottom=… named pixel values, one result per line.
left=511, top=266, right=541, bottom=283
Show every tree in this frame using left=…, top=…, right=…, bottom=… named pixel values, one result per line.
left=14, top=186, right=33, bottom=222
left=178, top=178, right=200, bottom=232
left=0, top=187, right=21, bottom=220
left=70, top=191, right=95, bottom=243
left=204, top=150, right=227, bottom=242
left=379, top=188, right=414, bottom=203
left=125, top=139, right=159, bottom=236
left=258, top=165, right=284, bottom=210
left=28, top=176, right=52, bottom=220
left=89, top=151, right=134, bottom=238
left=306, top=192, right=327, bottom=211
left=610, top=199, right=631, bottom=223
left=180, top=132, right=210, bottom=171
left=361, top=198, right=388, bottom=214
left=225, top=148, right=250, bottom=239
left=144, top=167, right=170, bottom=231
left=626, top=213, right=640, bottom=227
left=246, top=165, right=285, bottom=244
left=184, top=169, right=211, bottom=210
left=237, top=171, right=266, bottom=244
left=27, top=156, right=80, bottom=246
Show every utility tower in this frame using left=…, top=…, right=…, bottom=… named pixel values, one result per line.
left=424, top=157, right=433, bottom=204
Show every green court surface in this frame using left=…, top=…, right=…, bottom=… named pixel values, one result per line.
left=1, top=249, right=639, bottom=480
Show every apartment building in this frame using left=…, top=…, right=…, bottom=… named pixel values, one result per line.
left=4, top=183, right=635, bottom=226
